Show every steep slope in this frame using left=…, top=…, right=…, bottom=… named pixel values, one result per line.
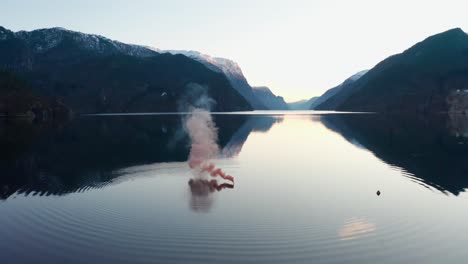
left=0, top=27, right=252, bottom=113
left=0, top=69, right=69, bottom=119
left=252, top=86, right=289, bottom=110
left=317, top=28, right=468, bottom=113
left=311, top=70, right=368, bottom=110
left=165, top=50, right=267, bottom=109
left=288, top=97, right=318, bottom=110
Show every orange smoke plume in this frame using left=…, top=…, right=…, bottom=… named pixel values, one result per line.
left=185, top=108, right=234, bottom=183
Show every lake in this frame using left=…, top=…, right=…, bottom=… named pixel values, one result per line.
left=1, top=111, right=468, bottom=263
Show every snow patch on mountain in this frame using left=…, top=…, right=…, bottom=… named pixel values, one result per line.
left=165, top=50, right=267, bottom=109
left=0, top=26, right=13, bottom=40
left=164, top=50, right=243, bottom=75
left=13, top=27, right=157, bottom=57
left=348, top=70, right=369, bottom=81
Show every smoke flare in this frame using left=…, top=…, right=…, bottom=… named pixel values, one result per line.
left=185, top=108, right=234, bottom=183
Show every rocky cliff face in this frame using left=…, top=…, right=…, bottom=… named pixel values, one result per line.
left=166, top=50, right=267, bottom=109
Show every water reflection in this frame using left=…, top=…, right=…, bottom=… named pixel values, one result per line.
left=5, top=112, right=468, bottom=199
left=338, top=218, right=377, bottom=241
left=321, top=114, right=468, bottom=195
left=188, top=179, right=234, bottom=212
left=4, top=113, right=468, bottom=263
left=0, top=115, right=280, bottom=199
left=222, top=116, right=283, bottom=157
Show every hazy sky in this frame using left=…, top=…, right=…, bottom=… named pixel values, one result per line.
left=2, top=0, right=468, bottom=101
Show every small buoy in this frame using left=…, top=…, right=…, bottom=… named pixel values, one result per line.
left=376, top=190, right=381, bottom=196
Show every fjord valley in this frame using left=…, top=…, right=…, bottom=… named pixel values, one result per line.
left=3, top=26, right=468, bottom=116
left=3, top=2, right=468, bottom=262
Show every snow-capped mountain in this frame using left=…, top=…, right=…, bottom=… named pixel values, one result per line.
left=1, top=26, right=157, bottom=57
left=165, top=50, right=268, bottom=110
left=0, top=26, right=253, bottom=114
left=2, top=26, right=283, bottom=110
left=0, top=26, right=294, bottom=111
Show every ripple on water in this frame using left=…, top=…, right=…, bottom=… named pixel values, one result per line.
left=0, top=192, right=446, bottom=264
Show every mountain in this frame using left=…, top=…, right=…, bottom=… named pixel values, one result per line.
left=165, top=50, right=268, bottom=110
left=311, top=70, right=368, bottom=110
left=252, top=86, right=289, bottom=110
left=288, top=97, right=318, bottom=110
left=315, top=28, right=468, bottom=113
left=0, top=26, right=252, bottom=114
left=0, top=69, right=69, bottom=119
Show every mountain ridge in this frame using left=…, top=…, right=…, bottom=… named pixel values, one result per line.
left=315, top=28, right=468, bottom=113
left=252, top=86, right=289, bottom=110
left=0, top=26, right=252, bottom=115
left=165, top=50, right=268, bottom=109
left=311, top=70, right=368, bottom=110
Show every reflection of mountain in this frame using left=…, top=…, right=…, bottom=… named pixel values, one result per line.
left=321, top=114, right=468, bottom=195
left=0, top=114, right=280, bottom=199
left=0, top=115, right=248, bottom=199
left=222, top=116, right=283, bottom=157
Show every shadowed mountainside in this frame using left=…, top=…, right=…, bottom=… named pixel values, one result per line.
left=252, top=86, right=289, bottom=110
left=0, top=70, right=69, bottom=119
left=311, top=70, right=367, bottom=110
left=288, top=97, right=318, bottom=110
left=315, top=28, right=468, bottom=113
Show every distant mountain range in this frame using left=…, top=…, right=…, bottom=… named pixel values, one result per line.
left=2, top=26, right=468, bottom=116
left=165, top=50, right=292, bottom=110
left=252, top=86, right=289, bottom=110
left=313, top=28, right=468, bottom=113
left=287, top=98, right=318, bottom=110
left=0, top=26, right=253, bottom=116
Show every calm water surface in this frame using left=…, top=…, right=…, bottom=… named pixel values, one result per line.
left=1, top=112, right=468, bottom=263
